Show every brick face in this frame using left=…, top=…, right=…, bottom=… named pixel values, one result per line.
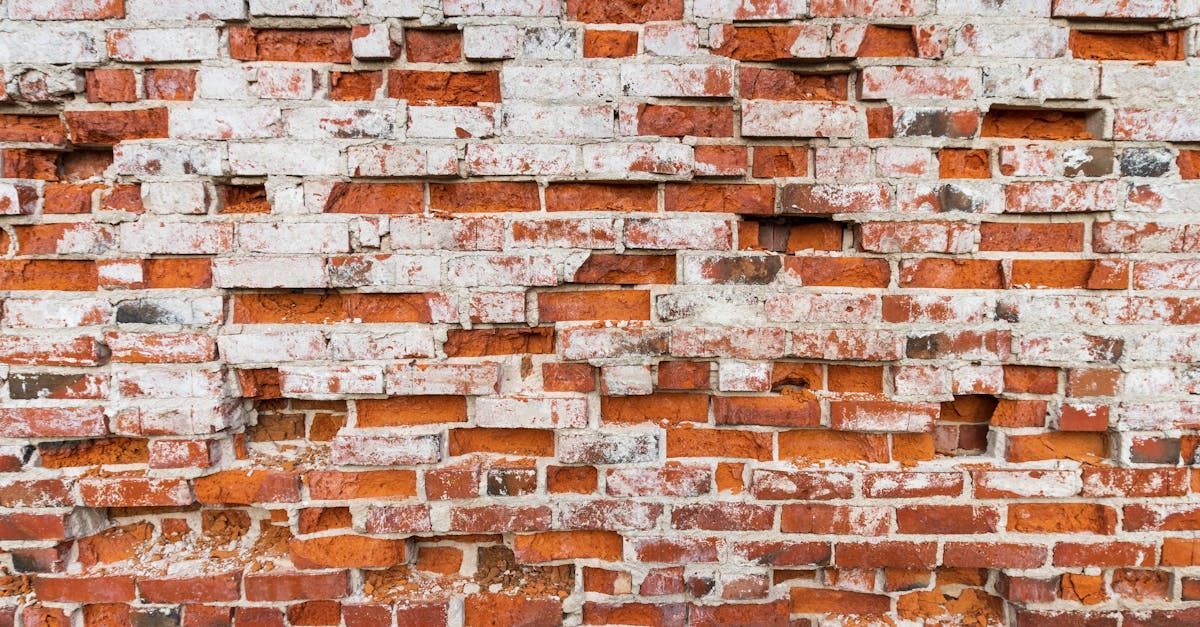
left=0, top=1, right=1197, bottom=625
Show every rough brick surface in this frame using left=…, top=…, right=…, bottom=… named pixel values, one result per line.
left=2, top=1, right=1200, bottom=625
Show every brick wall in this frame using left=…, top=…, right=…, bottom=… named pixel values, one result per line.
left=1, top=0, right=1200, bottom=624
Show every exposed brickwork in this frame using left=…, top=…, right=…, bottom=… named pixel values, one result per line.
left=2, top=1, right=1200, bottom=625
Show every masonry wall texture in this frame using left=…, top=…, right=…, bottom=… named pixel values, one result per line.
left=3, top=0, right=1200, bottom=625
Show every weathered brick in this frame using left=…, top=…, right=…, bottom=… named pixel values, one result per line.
left=1, top=2, right=1194, bottom=619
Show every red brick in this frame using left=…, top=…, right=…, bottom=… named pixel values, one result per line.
left=664, top=183, right=774, bottom=215
left=64, top=108, right=168, bottom=145
left=138, top=573, right=241, bottom=604
left=388, top=70, right=500, bottom=106
left=982, top=108, right=1096, bottom=140
left=539, top=290, right=651, bottom=321
left=330, top=71, right=383, bottom=101
left=740, top=68, right=849, bottom=101
left=567, top=0, right=682, bottom=23
left=85, top=69, right=137, bottom=103
left=584, top=30, right=639, bottom=57
left=900, top=259, right=1003, bottom=289
left=289, top=535, right=407, bottom=569
left=406, top=30, right=462, bottom=63
left=0, top=114, right=67, bottom=144
left=231, top=27, right=352, bottom=63
left=145, top=68, right=196, bottom=100
left=244, top=571, right=351, bottom=602
left=856, top=25, right=918, bottom=57
left=638, top=105, right=733, bottom=137
left=1069, top=29, right=1182, bottom=61
left=35, top=575, right=136, bottom=603
left=323, top=182, right=423, bottom=214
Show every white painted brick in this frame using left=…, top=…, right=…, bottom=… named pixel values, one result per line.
left=170, top=106, right=281, bottom=140
left=390, top=216, right=504, bottom=251
left=347, top=144, right=459, bottom=176
left=625, top=218, right=732, bottom=250
left=9, top=0, right=120, bottom=20
left=936, top=0, right=1048, bottom=15
left=119, top=220, right=233, bottom=254
left=621, top=63, right=734, bottom=97
left=860, top=67, right=982, bottom=100
left=507, top=218, right=617, bottom=249
left=328, top=254, right=441, bottom=287
left=122, top=399, right=246, bottom=435
left=522, top=27, right=578, bottom=60
left=1124, top=182, right=1200, bottom=214
left=875, top=146, right=936, bottom=178
left=766, top=293, right=881, bottom=324
left=582, top=142, right=694, bottom=177
left=501, top=103, right=614, bottom=139
left=500, top=66, right=618, bottom=101
left=114, top=297, right=224, bottom=326
left=113, top=367, right=225, bottom=400
left=718, top=361, right=772, bottom=392
left=229, top=142, right=343, bottom=176
left=364, top=0, right=422, bottom=16
left=643, top=24, right=699, bottom=56
left=557, top=325, right=669, bottom=361
left=693, top=0, right=807, bottom=19
left=250, top=0, right=362, bottom=15
left=195, top=67, right=252, bottom=100
left=955, top=24, right=1068, bottom=58
left=1115, top=109, right=1200, bottom=142
left=742, top=101, right=863, bottom=138
left=984, top=64, right=1097, bottom=100
left=256, top=68, right=317, bottom=100
left=218, top=332, right=327, bottom=365
left=140, top=181, right=209, bottom=214
left=656, top=291, right=764, bottom=325
left=126, top=0, right=247, bottom=19
left=331, top=433, right=442, bottom=465
left=2, top=299, right=112, bottom=328
left=466, top=143, right=577, bottom=176
left=560, top=433, right=660, bottom=465
left=108, top=28, right=221, bottom=62
left=600, top=365, right=654, bottom=396
left=329, top=331, right=438, bottom=360
left=385, top=363, right=501, bottom=395
left=444, top=0, right=560, bottom=16
left=280, top=365, right=385, bottom=397
left=0, top=29, right=100, bottom=64
left=213, top=256, right=329, bottom=288
left=998, top=145, right=1057, bottom=177
left=464, top=25, right=521, bottom=60
left=446, top=254, right=558, bottom=286
left=352, top=23, right=399, bottom=60
left=408, top=106, right=496, bottom=139
left=96, top=261, right=146, bottom=289
left=470, top=292, right=526, bottom=323
left=476, top=397, right=588, bottom=428
left=1104, top=66, right=1200, bottom=100
left=975, top=470, right=1081, bottom=498
left=283, top=106, right=402, bottom=140
left=113, top=142, right=225, bottom=177
left=1054, top=0, right=1170, bottom=18
left=893, top=365, right=951, bottom=396
left=237, top=222, right=350, bottom=254
left=951, top=365, right=1004, bottom=395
